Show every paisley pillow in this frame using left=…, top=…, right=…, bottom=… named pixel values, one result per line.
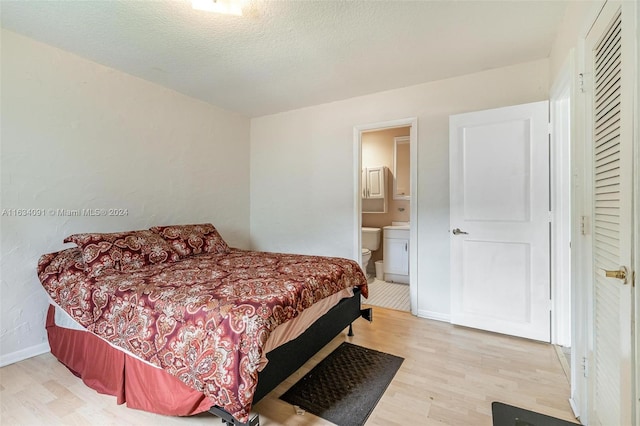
left=149, top=223, right=230, bottom=258
left=64, top=230, right=180, bottom=277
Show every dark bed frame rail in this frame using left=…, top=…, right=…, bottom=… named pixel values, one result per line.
left=209, top=287, right=372, bottom=426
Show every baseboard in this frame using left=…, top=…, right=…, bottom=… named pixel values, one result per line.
left=0, top=342, right=50, bottom=368
left=568, top=398, right=580, bottom=422
left=416, top=309, right=451, bottom=323
left=554, top=345, right=571, bottom=382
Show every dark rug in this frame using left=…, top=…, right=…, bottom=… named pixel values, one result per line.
left=280, top=342, right=403, bottom=426
left=492, top=402, right=579, bottom=426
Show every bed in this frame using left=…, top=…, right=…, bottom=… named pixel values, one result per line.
left=38, top=224, right=370, bottom=426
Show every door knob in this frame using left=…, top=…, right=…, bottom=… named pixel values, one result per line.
left=452, top=228, right=468, bottom=235
left=601, top=266, right=629, bottom=285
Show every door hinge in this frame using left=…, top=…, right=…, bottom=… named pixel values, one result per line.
left=578, top=73, right=585, bottom=93
left=580, top=215, right=590, bottom=235
left=582, top=356, right=588, bottom=378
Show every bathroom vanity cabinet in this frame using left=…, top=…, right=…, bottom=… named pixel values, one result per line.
left=383, top=226, right=409, bottom=284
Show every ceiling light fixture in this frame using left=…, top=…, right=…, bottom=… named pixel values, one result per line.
left=192, top=0, right=243, bottom=16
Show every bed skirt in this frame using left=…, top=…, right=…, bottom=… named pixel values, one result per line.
left=46, top=305, right=212, bottom=416
left=46, top=286, right=369, bottom=422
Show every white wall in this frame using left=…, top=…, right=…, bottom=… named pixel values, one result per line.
left=250, top=59, right=549, bottom=320
left=549, top=0, right=605, bottom=83
left=0, top=30, right=251, bottom=366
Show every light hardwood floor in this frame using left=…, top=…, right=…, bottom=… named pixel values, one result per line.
left=0, top=306, right=578, bottom=425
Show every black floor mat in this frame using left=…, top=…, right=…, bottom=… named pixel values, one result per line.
left=280, top=342, right=403, bottom=426
left=492, top=402, right=580, bottom=426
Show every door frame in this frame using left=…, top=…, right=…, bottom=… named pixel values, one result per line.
left=636, top=69, right=640, bottom=426
left=633, top=1, right=639, bottom=423
left=550, top=55, right=574, bottom=348
left=353, top=117, right=418, bottom=315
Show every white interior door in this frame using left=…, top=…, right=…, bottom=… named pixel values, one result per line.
left=584, top=1, right=634, bottom=424
left=450, top=101, right=551, bottom=342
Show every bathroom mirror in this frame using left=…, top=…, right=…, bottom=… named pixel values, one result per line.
left=393, top=136, right=410, bottom=200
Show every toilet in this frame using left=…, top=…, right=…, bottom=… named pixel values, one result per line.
left=361, top=227, right=381, bottom=277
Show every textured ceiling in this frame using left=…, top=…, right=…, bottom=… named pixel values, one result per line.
left=1, top=0, right=569, bottom=117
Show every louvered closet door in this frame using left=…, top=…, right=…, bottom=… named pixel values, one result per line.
left=585, top=1, right=634, bottom=424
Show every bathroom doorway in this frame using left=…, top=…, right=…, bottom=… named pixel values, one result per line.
left=353, top=118, right=417, bottom=315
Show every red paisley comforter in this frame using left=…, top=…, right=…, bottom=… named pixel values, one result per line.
left=38, top=248, right=367, bottom=423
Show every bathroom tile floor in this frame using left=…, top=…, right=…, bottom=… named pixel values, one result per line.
left=362, top=278, right=410, bottom=312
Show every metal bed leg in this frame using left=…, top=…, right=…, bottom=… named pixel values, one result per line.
left=348, top=308, right=373, bottom=336
left=208, top=406, right=259, bottom=426
left=360, top=307, right=373, bottom=322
